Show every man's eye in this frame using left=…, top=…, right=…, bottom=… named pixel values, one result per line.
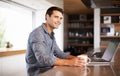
left=60, top=17, right=63, bottom=20
left=55, top=16, right=58, bottom=18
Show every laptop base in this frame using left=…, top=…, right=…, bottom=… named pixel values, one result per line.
left=87, top=62, right=111, bottom=66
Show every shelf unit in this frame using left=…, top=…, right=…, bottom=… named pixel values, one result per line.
left=100, top=8, right=120, bottom=49
left=64, top=14, right=94, bottom=56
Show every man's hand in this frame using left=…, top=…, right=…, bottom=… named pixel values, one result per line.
left=54, top=56, right=85, bottom=67
left=66, top=57, right=85, bottom=67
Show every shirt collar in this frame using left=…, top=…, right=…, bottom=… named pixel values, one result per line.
left=42, top=23, right=55, bottom=39
left=42, top=23, right=48, bottom=34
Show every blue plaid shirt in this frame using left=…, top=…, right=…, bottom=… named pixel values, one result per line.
left=25, top=23, right=68, bottom=74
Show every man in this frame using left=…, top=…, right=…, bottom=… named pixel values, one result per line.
left=25, top=6, right=85, bottom=75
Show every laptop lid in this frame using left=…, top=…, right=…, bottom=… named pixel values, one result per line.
left=101, top=40, right=119, bottom=62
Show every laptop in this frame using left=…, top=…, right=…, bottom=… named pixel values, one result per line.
left=87, top=40, right=120, bottom=66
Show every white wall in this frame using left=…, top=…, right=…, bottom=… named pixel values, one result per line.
left=0, top=0, right=64, bottom=76
left=11, top=0, right=64, bottom=50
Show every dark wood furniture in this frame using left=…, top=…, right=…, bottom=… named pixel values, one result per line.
left=39, top=64, right=120, bottom=76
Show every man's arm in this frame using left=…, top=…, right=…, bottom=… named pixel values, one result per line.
left=53, top=55, right=85, bottom=67
left=66, top=54, right=76, bottom=59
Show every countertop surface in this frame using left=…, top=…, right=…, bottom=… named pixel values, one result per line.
left=27, top=63, right=120, bottom=76
left=38, top=64, right=119, bottom=76
left=0, top=48, right=26, bottom=57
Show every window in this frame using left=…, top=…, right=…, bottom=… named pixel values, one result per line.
left=0, top=2, right=33, bottom=49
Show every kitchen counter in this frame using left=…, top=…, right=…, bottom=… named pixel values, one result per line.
left=38, top=64, right=120, bottom=76
left=26, top=49, right=120, bottom=76
left=0, top=48, right=26, bottom=57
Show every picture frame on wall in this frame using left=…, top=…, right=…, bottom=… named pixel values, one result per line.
left=104, top=16, right=111, bottom=23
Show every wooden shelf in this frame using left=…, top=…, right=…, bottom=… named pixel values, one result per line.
left=68, top=20, right=93, bottom=22
left=101, top=23, right=120, bottom=25
left=101, top=14, right=120, bottom=16
left=100, top=11, right=120, bottom=51
left=0, top=48, right=26, bottom=57
left=64, top=14, right=94, bottom=55
left=101, top=36, right=120, bottom=38
left=68, top=36, right=93, bottom=38
left=68, top=44, right=93, bottom=47
left=68, top=26, right=93, bottom=29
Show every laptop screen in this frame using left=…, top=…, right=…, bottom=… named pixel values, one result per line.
left=102, top=41, right=119, bottom=61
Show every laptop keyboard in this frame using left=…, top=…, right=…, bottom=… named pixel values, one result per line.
left=92, top=58, right=109, bottom=62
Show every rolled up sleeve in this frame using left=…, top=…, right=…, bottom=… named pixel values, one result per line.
left=53, top=41, right=69, bottom=59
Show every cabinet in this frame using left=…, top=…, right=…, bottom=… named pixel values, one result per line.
left=100, top=8, right=120, bottom=49
left=64, top=14, right=94, bottom=56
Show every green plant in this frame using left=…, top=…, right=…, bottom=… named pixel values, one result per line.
left=0, top=31, right=6, bottom=47
left=0, top=15, right=6, bottom=48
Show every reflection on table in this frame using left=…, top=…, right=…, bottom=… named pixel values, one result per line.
left=39, top=65, right=118, bottom=76
left=28, top=49, right=120, bottom=76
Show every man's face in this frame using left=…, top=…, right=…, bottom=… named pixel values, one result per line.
left=46, top=10, right=63, bottom=29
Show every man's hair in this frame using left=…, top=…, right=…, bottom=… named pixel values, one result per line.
left=45, top=6, right=63, bottom=17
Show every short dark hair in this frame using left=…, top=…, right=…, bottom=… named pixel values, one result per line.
left=46, top=6, right=64, bottom=16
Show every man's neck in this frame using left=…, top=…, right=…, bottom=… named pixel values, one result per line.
left=45, top=23, right=53, bottom=34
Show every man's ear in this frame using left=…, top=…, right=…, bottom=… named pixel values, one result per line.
left=45, top=14, right=47, bottom=20
left=46, top=14, right=49, bottom=20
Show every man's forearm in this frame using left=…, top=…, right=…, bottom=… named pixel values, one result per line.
left=53, top=55, right=77, bottom=66
left=54, top=55, right=76, bottom=66
left=53, top=56, right=84, bottom=67
left=66, top=55, right=76, bottom=59
left=53, top=58, right=70, bottom=66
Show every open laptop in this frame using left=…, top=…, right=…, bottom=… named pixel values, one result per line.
left=87, top=40, right=120, bottom=66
